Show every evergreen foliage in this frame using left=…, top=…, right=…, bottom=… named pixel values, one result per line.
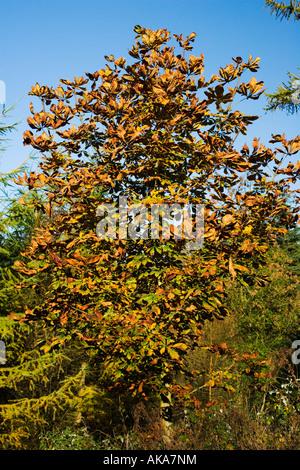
left=264, top=1, right=300, bottom=113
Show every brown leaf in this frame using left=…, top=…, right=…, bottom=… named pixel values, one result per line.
left=48, top=250, right=64, bottom=266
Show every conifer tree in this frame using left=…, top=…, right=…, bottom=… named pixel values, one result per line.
left=264, top=1, right=300, bottom=113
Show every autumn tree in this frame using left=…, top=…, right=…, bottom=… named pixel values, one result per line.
left=12, top=26, right=300, bottom=440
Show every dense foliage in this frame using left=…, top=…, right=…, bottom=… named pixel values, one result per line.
left=0, top=26, right=300, bottom=450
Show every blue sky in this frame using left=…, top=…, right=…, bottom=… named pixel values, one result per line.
left=0, top=0, right=299, bottom=175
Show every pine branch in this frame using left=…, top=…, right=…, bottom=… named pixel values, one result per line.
left=264, top=0, right=300, bottom=20
left=0, top=104, right=20, bottom=153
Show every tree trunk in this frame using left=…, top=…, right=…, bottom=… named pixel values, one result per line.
left=160, top=384, right=173, bottom=444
